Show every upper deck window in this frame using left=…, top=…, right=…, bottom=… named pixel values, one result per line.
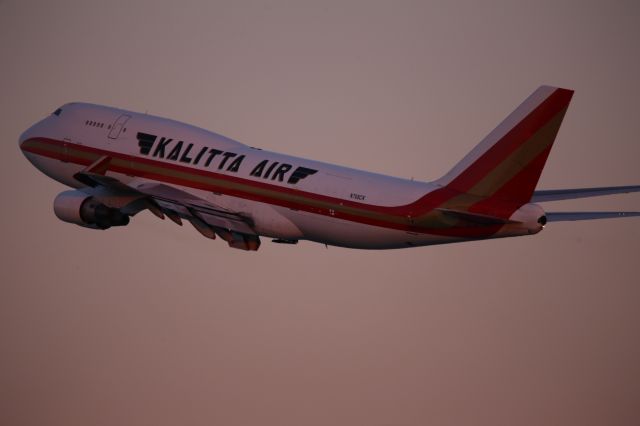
left=52, top=108, right=63, bottom=116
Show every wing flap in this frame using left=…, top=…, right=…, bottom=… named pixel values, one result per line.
left=134, top=182, right=257, bottom=234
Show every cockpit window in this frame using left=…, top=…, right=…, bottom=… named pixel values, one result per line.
left=52, top=108, right=63, bottom=116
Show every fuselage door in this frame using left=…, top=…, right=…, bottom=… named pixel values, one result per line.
left=108, top=114, right=131, bottom=139
left=62, top=137, right=71, bottom=162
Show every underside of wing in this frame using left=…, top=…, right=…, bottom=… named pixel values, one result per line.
left=73, top=156, right=261, bottom=250
left=133, top=182, right=261, bottom=250
left=532, top=185, right=640, bottom=202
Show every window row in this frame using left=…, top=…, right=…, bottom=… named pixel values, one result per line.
left=85, top=120, right=110, bottom=129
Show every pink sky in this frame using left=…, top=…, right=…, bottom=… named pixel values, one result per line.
left=1, top=1, right=639, bottom=425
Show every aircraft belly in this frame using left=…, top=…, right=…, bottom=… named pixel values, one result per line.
left=282, top=209, right=460, bottom=249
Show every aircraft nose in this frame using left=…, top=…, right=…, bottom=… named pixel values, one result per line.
left=20, top=106, right=67, bottom=150
left=18, top=125, right=37, bottom=151
left=19, top=116, right=49, bottom=150
left=19, top=129, right=29, bottom=147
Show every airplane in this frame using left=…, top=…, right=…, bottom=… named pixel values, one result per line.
left=19, top=86, right=640, bottom=251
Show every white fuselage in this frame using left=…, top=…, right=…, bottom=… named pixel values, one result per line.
left=20, top=103, right=539, bottom=249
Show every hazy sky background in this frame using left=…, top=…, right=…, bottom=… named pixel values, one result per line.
left=1, top=1, right=639, bottom=425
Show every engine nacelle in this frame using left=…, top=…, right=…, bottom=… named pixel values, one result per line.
left=53, top=190, right=130, bottom=229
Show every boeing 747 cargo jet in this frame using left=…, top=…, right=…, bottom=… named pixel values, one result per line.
left=19, top=86, right=640, bottom=251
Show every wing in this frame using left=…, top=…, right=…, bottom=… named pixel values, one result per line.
left=132, top=182, right=261, bottom=250
left=532, top=185, right=640, bottom=202
left=74, top=156, right=261, bottom=250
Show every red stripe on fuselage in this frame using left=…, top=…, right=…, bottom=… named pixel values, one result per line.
left=20, top=137, right=503, bottom=238
left=21, top=137, right=393, bottom=212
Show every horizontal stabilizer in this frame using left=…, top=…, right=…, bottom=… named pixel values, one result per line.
left=546, top=211, right=640, bottom=222
left=532, top=185, right=640, bottom=202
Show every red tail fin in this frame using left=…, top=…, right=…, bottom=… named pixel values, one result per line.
left=436, top=86, right=573, bottom=206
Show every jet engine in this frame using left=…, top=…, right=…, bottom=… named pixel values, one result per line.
left=53, top=190, right=130, bottom=229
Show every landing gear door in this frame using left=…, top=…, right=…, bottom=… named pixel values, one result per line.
left=108, top=114, right=131, bottom=140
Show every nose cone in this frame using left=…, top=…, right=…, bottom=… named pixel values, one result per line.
left=19, top=114, right=54, bottom=153
left=18, top=125, right=43, bottom=158
left=19, top=126, right=37, bottom=155
left=18, top=122, right=42, bottom=167
left=19, top=127, right=32, bottom=149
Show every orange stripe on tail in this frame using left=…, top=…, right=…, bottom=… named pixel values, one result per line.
left=434, top=86, right=573, bottom=216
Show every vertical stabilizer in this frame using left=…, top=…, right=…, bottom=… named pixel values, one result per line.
left=436, top=86, right=573, bottom=207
